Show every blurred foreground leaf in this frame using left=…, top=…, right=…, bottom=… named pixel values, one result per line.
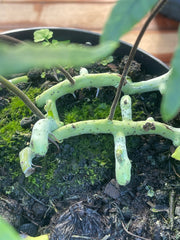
left=161, top=26, right=180, bottom=121
left=0, top=217, right=20, bottom=240
left=0, top=41, right=118, bottom=75
left=101, top=0, right=158, bottom=43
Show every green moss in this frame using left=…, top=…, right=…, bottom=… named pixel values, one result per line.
left=131, top=95, right=146, bottom=120
left=0, top=87, right=42, bottom=142
left=0, top=87, right=43, bottom=194
left=64, top=98, right=122, bottom=124
left=20, top=132, right=115, bottom=198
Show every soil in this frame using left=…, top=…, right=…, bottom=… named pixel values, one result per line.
left=0, top=55, right=180, bottom=240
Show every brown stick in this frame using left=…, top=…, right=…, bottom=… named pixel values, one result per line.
left=108, top=0, right=168, bottom=120
left=121, top=221, right=151, bottom=240
left=0, top=34, right=25, bottom=45
left=58, top=66, right=75, bottom=85
left=0, top=75, right=45, bottom=119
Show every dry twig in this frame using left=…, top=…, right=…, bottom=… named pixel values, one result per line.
left=121, top=221, right=151, bottom=240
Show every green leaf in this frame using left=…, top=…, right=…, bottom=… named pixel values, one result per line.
left=34, top=29, right=53, bottom=42
left=0, top=217, right=20, bottom=240
left=25, top=235, right=49, bottom=240
left=171, top=146, right=180, bottom=161
left=161, top=26, right=180, bottom=121
left=101, top=0, right=158, bottom=43
left=0, top=41, right=118, bottom=75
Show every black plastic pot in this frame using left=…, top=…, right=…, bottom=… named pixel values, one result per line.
left=2, top=27, right=169, bottom=75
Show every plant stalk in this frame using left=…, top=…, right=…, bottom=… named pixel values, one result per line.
left=0, top=75, right=44, bottom=119
left=108, top=0, right=168, bottom=120
left=19, top=118, right=180, bottom=178
left=35, top=72, right=169, bottom=108
left=0, top=34, right=24, bottom=45
left=52, top=119, right=180, bottom=147
left=58, top=66, right=75, bottom=85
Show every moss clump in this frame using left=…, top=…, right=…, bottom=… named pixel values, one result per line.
left=0, top=85, right=115, bottom=199
left=63, top=96, right=122, bottom=124
left=21, top=132, right=114, bottom=198
left=0, top=87, right=42, bottom=142
left=0, top=87, right=42, bottom=195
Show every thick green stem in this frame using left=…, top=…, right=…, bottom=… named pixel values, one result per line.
left=19, top=118, right=59, bottom=177
left=0, top=75, right=28, bottom=90
left=9, top=75, right=28, bottom=85
left=1, top=71, right=169, bottom=118
left=123, top=70, right=170, bottom=95
left=36, top=73, right=121, bottom=107
left=120, top=95, right=132, bottom=121
left=44, top=99, right=62, bottom=123
left=114, top=132, right=131, bottom=185
left=35, top=72, right=169, bottom=108
left=52, top=119, right=180, bottom=147
left=20, top=117, right=179, bottom=179
left=19, top=147, right=35, bottom=177
left=30, top=118, right=59, bottom=156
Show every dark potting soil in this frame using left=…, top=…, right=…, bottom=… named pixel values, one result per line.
left=0, top=55, right=180, bottom=240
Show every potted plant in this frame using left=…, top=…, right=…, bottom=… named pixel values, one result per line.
left=0, top=0, right=180, bottom=239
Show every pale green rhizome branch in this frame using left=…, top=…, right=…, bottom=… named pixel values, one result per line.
left=19, top=93, right=180, bottom=185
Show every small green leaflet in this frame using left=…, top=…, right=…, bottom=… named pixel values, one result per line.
left=101, top=0, right=158, bottom=43
left=34, top=29, right=53, bottom=42
left=0, top=41, right=118, bottom=75
left=33, top=29, right=70, bottom=46
left=0, top=218, right=20, bottom=240
left=161, top=26, right=180, bottom=121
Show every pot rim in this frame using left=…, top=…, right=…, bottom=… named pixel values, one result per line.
left=1, top=26, right=169, bottom=72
